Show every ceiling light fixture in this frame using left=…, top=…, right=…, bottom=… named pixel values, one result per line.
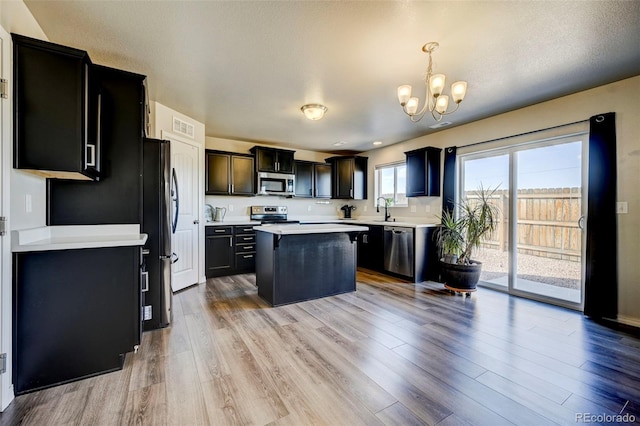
left=397, top=42, right=467, bottom=122
left=373, top=141, right=382, bottom=146
left=301, top=104, right=328, bottom=120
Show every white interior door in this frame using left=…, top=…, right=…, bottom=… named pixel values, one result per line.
left=0, top=24, right=14, bottom=411
left=169, top=136, right=199, bottom=291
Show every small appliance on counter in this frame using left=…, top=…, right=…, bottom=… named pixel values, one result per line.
left=340, top=204, right=356, bottom=219
left=250, top=205, right=300, bottom=224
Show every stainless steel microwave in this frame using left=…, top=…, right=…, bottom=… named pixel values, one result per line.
left=256, top=172, right=295, bottom=196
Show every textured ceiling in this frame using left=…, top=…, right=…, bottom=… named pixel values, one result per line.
left=24, top=1, right=640, bottom=153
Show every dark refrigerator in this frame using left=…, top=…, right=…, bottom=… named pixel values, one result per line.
left=142, top=138, right=174, bottom=330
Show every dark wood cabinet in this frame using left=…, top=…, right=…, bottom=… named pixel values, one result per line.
left=251, top=146, right=295, bottom=174
left=314, top=163, right=332, bottom=199
left=405, top=147, right=442, bottom=197
left=12, top=34, right=102, bottom=181
left=13, top=246, right=141, bottom=394
left=205, top=150, right=255, bottom=195
left=206, top=225, right=256, bottom=277
left=48, top=65, right=145, bottom=225
left=294, top=161, right=332, bottom=198
left=205, top=226, right=234, bottom=277
left=294, top=161, right=314, bottom=197
left=357, top=225, right=384, bottom=271
left=326, top=156, right=368, bottom=199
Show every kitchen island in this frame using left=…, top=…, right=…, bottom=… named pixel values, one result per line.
left=254, top=223, right=368, bottom=306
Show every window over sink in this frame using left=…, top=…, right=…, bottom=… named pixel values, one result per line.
left=374, top=162, right=407, bottom=207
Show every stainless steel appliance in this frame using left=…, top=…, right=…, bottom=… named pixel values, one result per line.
left=142, top=138, right=176, bottom=330
left=250, top=205, right=300, bottom=224
left=384, top=226, right=414, bottom=277
left=256, top=172, right=295, bottom=196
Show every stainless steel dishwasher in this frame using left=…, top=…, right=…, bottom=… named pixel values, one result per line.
left=383, top=226, right=414, bottom=277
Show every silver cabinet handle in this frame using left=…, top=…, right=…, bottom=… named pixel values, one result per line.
left=244, top=245, right=254, bottom=250
left=214, top=229, right=225, bottom=233
left=243, top=254, right=253, bottom=259
left=229, top=237, right=233, bottom=247
left=243, top=237, right=252, bottom=240
left=141, top=271, right=149, bottom=292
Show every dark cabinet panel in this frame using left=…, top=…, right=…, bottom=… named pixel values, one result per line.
left=294, top=161, right=314, bottom=197
left=48, top=65, right=145, bottom=225
left=357, top=225, right=384, bottom=271
left=13, top=246, right=141, bottom=394
left=326, top=156, right=367, bottom=199
left=405, top=147, right=442, bottom=197
left=315, top=163, right=332, bottom=199
left=205, top=226, right=234, bottom=277
left=12, top=34, right=101, bottom=181
left=205, top=150, right=254, bottom=196
left=251, top=146, right=295, bottom=174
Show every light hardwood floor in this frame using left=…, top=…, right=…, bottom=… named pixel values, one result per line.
left=2, top=269, right=639, bottom=425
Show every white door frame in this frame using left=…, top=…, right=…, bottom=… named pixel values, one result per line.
left=160, top=130, right=205, bottom=287
left=0, top=23, right=15, bottom=411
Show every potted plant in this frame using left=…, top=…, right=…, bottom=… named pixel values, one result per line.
left=435, top=185, right=500, bottom=294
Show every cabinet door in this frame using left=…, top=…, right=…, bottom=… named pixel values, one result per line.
left=255, top=149, right=277, bottom=172
left=334, top=158, right=354, bottom=199
left=205, top=235, right=234, bottom=277
left=276, top=151, right=295, bottom=173
left=231, top=155, right=255, bottom=195
left=405, top=147, right=441, bottom=197
left=206, top=152, right=231, bottom=194
left=314, top=163, right=332, bottom=198
left=13, top=34, right=98, bottom=180
left=295, top=161, right=314, bottom=197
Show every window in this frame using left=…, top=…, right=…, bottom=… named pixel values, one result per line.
left=374, top=162, right=407, bottom=206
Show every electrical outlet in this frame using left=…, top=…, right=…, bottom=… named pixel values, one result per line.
left=363, top=205, right=367, bottom=212
left=616, top=201, right=628, bottom=214
left=307, top=205, right=312, bottom=212
left=425, top=205, right=431, bottom=213
left=143, top=305, right=152, bottom=321
left=25, top=194, right=32, bottom=213
left=228, top=204, right=234, bottom=212
left=410, top=205, right=417, bottom=213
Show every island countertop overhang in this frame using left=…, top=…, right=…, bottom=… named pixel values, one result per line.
left=253, top=223, right=368, bottom=235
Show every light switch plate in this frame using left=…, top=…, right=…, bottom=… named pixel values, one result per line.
left=616, top=201, right=628, bottom=214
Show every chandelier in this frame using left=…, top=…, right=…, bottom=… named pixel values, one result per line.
left=397, top=42, right=467, bottom=122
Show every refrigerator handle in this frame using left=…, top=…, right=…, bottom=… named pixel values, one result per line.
left=171, top=168, right=179, bottom=234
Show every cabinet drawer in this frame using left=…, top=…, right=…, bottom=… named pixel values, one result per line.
left=236, top=243, right=256, bottom=253
left=206, top=226, right=233, bottom=236
left=236, top=252, right=256, bottom=270
left=235, top=234, right=256, bottom=245
left=234, top=225, right=256, bottom=234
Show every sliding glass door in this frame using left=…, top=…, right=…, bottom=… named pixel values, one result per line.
left=460, top=135, right=587, bottom=309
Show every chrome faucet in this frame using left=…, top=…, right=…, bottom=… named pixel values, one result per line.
left=376, top=197, right=391, bottom=221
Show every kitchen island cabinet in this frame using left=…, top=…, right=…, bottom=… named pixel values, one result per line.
left=12, top=225, right=146, bottom=394
left=254, top=223, right=367, bottom=306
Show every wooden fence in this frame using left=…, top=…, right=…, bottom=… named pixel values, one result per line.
left=467, top=188, right=582, bottom=263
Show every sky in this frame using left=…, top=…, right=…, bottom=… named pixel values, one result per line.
left=463, top=141, right=582, bottom=191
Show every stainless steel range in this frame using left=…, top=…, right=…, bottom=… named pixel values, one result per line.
left=250, top=206, right=300, bottom=224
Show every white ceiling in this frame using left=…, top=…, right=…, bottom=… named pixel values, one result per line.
left=24, top=1, right=640, bottom=153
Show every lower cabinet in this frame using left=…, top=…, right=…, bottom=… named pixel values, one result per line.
left=13, top=246, right=141, bottom=394
left=206, top=225, right=256, bottom=277
left=357, top=225, right=384, bottom=271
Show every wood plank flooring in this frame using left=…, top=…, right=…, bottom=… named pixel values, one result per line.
left=2, top=269, right=640, bottom=425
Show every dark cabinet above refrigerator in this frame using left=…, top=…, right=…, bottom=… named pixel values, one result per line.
left=12, top=34, right=102, bottom=181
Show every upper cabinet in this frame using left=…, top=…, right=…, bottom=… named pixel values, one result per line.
left=294, top=161, right=332, bottom=198
left=13, top=34, right=102, bottom=181
left=405, top=147, right=442, bottom=197
left=250, top=146, right=295, bottom=174
left=206, top=150, right=254, bottom=196
left=325, top=156, right=368, bottom=199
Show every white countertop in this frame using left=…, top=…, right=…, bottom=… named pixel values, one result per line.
left=206, top=217, right=438, bottom=229
left=12, top=225, right=148, bottom=252
left=253, top=223, right=369, bottom=235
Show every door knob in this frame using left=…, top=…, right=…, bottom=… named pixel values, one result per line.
left=193, top=219, right=200, bottom=224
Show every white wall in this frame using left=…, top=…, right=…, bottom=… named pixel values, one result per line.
left=1, top=1, right=49, bottom=231
left=362, top=75, right=640, bottom=325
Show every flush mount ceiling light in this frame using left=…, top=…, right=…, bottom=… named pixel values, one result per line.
left=397, top=42, right=467, bottom=122
left=301, top=104, right=328, bottom=120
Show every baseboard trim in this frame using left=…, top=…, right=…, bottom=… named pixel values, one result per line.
left=616, top=315, right=640, bottom=329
